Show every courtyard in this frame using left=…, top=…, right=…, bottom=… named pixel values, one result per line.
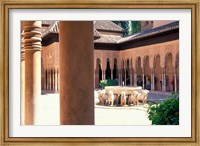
left=20, top=20, right=179, bottom=125
left=33, top=91, right=171, bottom=125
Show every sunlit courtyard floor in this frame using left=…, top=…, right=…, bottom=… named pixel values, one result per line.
left=35, top=90, right=170, bottom=125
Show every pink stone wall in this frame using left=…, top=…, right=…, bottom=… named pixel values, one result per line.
left=153, top=21, right=177, bottom=28
left=41, top=39, right=179, bottom=91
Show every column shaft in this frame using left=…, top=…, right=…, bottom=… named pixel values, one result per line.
left=124, top=69, right=126, bottom=86
left=53, top=69, right=55, bottom=92
left=118, top=70, right=121, bottom=85
left=134, top=72, right=137, bottom=86
left=21, top=49, right=25, bottom=125
left=130, top=70, right=133, bottom=86
left=24, top=21, right=42, bottom=125
left=55, top=69, right=58, bottom=92
left=174, top=68, right=177, bottom=92
left=162, top=68, right=166, bottom=92
left=59, top=21, right=94, bottom=124
left=142, top=73, right=145, bottom=89
left=111, top=69, right=113, bottom=80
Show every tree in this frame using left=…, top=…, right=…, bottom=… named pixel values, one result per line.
left=112, top=21, right=141, bottom=36
left=112, top=21, right=129, bottom=36
left=129, top=21, right=141, bottom=35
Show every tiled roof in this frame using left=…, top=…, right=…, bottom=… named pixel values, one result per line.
left=94, top=28, right=101, bottom=38
left=94, top=21, right=124, bottom=32
left=42, top=21, right=53, bottom=26
left=41, top=21, right=101, bottom=38
left=118, top=21, right=179, bottom=43
left=41, top=21, right=59, bottom=38
left=94, top=35, right=122, bottom=44
left=41, top=21, right=179, bottom=44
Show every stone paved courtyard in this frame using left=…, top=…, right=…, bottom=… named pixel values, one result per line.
left=35, top=91, right=171, bottom=125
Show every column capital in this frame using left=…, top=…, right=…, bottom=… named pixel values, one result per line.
left=23, top=21, right=42, bottom=51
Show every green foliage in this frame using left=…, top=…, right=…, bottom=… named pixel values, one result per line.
left=99, top=79, right=118, bottom=89
left=147, top=93, right=179, bottom=125
left=129, top=21, right=141, bottom=35
left=112, top=21, right=141, bottom=36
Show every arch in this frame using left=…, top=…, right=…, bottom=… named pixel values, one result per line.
left=95, top=58, right=102, bottom=88
left=113, top=58, right=118, bottom=80
left=154, top=54, right=162, bottom=91
left=105, top=58, right=111, bottom=79
left=165, top=52, right=174, bottom=92
left=143, top=55, right=151, bottom=90
left=136, top=56, right=143, bottom=86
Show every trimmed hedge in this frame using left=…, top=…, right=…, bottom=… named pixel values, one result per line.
left=99, top=79, right=118, bottom=89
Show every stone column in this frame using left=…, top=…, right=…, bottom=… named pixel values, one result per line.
left=102, top=70, right=105, bottom=80
left=118, top=69, right=121, bottom=85
left=130, top=70, right=133, bottom=86
left=57, top=69, right=59, bottom=92
left=124, top=69, right=127, bottom=86
left=24, top=21, right=42, bottom=125
left=21, top=36, right=25, bottom=125
left=162, top=68, right=166, bottom=92
left=142, top=72, right=145, bottom=89
left=59, top=21, right=94, bottom=125
left=94, top=70, right=96, bottom=88
left=44, top=69, right=46, bottom=91
left=134, top=71, right=137, bottom=86
left=46, top=70, right=48, bottom=90
left=53, top=69, right=55, bottom=92
left=151, top=68, right=155, bottom=91
left=111, top=69, right=113, bottom=80
left=174, top=68, right=177, bottom=92
left=55, top=68, right=58, bottom=92
left=49, top=70, right=51, bottom=91
left=47, top=69, right=49, bottom=91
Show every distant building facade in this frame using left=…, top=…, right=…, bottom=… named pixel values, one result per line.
left=41, top=20, right=179, bottom=93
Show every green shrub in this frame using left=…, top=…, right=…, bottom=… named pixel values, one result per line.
left=99, top=79, right=118, bottom=89
left=147, top=93, right=179, bottom=125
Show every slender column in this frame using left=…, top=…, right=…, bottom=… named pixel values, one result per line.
left=47, top=69, right=50, bottom=91
left=134, top=71, right=137, bottom=86
left=120, top=69, right=123, bottom=85
left=43, top=68, right=47, bottom=91
left=53, top=69, right=55, bottom=92
left=52, top=69, right=54, bottom=92
left=59, top=21, right=94, bottom=124
left=55, top=69, right=58, bottom=92
left=124, top=69, right=127, bottom=86
left=111, top=69, right=113, bottom=80
left=118, top=69, right=121, bottom=85
left=46, top=70, right=48, bottom=90
left=162, top=68, right=164, bottom=92
left=130, top=70, right=133, bottom=86
left=102, top=70, right=106, bottom=80
left=174, top=68, right=177, bottom=92
left=21, top=37, right=25, bottom=125
left=162, top=68, right=166, bottom=92
left=49, top=70, right=51, bottom=91
left=57, top=69, right=59, bottom=92
left=24, top=21, right=42, bottom=125
left=151, top=68, right=155, bottom=91
left=142, top=73, right=145, bottom=89
left=102, top=70, right=104, bottom=80
left=94, top=70, right=96, bottom=88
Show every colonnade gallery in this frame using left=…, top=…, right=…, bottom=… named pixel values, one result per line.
left=21, top=21, right=179, bottom=125
left=41, top=20, right=179, bottom=93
